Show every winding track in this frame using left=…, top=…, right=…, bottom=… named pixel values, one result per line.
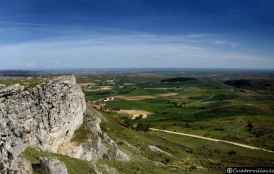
left=149, top=128, right=274, bottom=154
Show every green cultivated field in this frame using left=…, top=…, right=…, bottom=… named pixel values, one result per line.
left=79, top=72, right=274, bottom=173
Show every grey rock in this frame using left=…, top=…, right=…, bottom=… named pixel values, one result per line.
left=148, top=145, right=173, bottom=157
left=0, top=83, right=7, bottom=90
left=0, top=76, right=86, bottom=174
left=58, top=107, right=129, bottom=161
left=40, top=158, right=68, bottom=174
left=92, top=163, right=119, bottom=174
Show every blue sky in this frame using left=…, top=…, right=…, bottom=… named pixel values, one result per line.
left=0, top=0, right=274, bottom=69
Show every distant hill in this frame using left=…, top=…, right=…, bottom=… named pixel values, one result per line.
left=224, top=79, right=274, bottom=91
left=161, top=77, right=197, bottom=83
left=0, top=70, right=41, bottom=76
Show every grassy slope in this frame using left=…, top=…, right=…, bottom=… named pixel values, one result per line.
left=23, top=147, right=96, bottom=174
left=100, top=112, right=274, bottom=174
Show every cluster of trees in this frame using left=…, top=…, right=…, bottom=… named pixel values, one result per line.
left=120, top=117, right=150, bottom=131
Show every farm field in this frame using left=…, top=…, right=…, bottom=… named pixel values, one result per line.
left=76, top=70, right=274, bottom=173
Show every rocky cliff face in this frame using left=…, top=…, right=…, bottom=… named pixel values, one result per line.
left=0, top=76, right=86, bottom=173
left=58, top=107, right=129, bottom=162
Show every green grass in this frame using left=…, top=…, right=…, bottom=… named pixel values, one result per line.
left=159, top=115, right=274, bottom=149
left=99, top=160, right=194, bottom=174
left=150, top=131, right=274, bottom=167
left=107, top=98, right=175, bottom=112
left=85, top=90, right=113, bottom=100
left=0, top=78, right=43, bottom=89
left=23, top=147, right=96, bottom=174
left=117, top=87, right=166, bottom=96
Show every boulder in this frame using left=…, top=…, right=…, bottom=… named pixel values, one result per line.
left=40, top=158, right=68, bottom=174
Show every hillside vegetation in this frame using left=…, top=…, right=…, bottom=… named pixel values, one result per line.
left=77, top=72, right=274, bottom=173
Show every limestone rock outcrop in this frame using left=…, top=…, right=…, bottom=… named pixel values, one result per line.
left=58, top=107, right=129, bottom=161
left=0, top=76, right=86, bottom=174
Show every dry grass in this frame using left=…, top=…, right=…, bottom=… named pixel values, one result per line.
left=158, top=92, right=178, bottom=97
left=117, top=109, right=152, bottom=119
left=115, top=95, right=156, bottom=100
left=115, top=93, right=178, bottom=101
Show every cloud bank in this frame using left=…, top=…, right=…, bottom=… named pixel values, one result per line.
left=0, top=32, right=273, bottom=69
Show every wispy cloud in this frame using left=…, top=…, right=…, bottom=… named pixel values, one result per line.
left=214, top=40, right=239, bottom=48
left=0, top=31, right=272, bottom=69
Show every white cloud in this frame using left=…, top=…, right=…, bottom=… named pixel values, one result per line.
left=214, top=40, right=239, bottom=48
left=0, top=32, right=272, bottom=69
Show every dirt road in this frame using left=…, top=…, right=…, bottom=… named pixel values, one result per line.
left=149, top=128, right=274, bottom=154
